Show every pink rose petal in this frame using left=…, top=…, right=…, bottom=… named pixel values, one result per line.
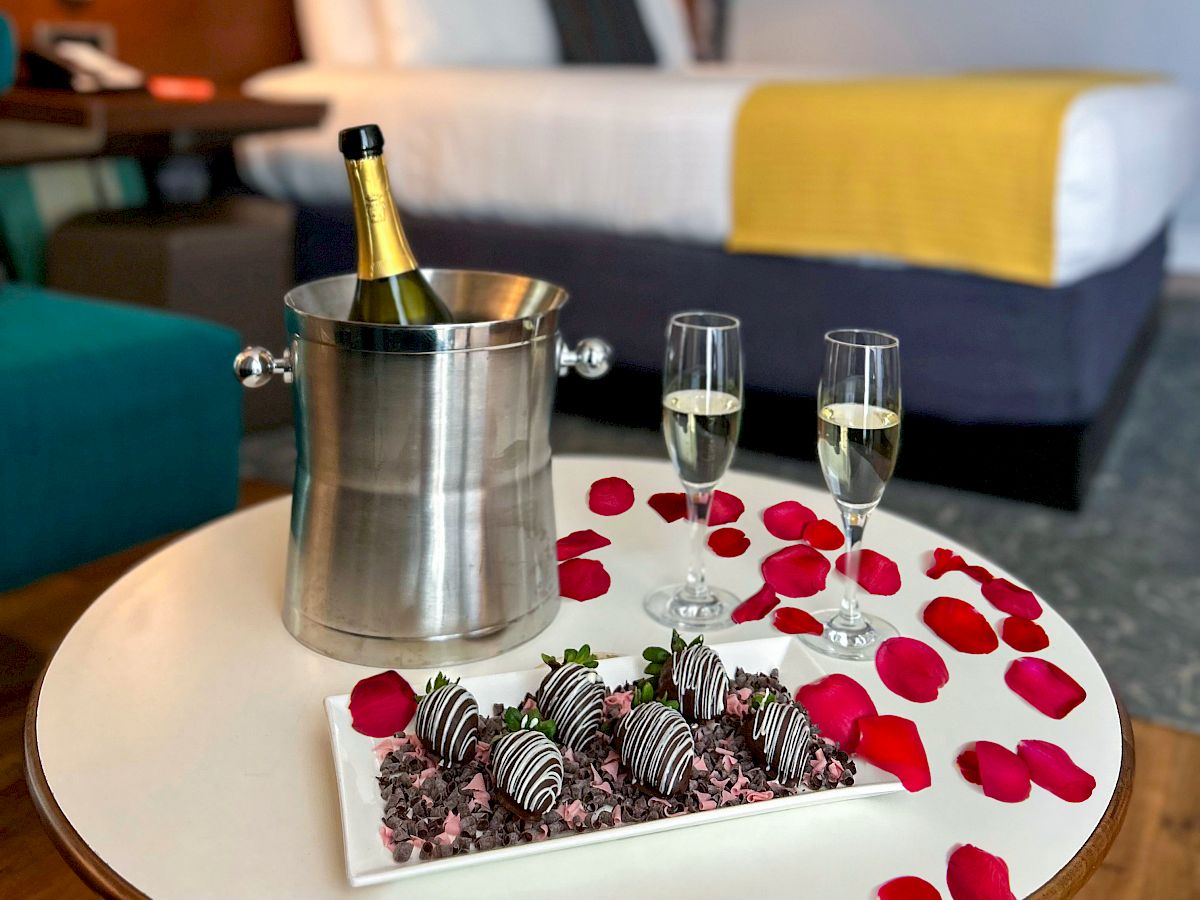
left=762, top=544, right=831, bottom=597
left=588, top=476, right=634, bottom=515
left=856, top=714, right=931, bottom=792
left=795, top=673, right=877, bottom=752
left=975, top=740, right=1031, bottom=803
left=558, top=558, right=611, bottom=601
left=923, top=596, right=998, bottom=654
left=982, top=577, right=1043, bottom=620
left=647, top=492, right=687, bottom=523
left=946, top=845, right=1016, bottom=900
left=1001, top=616, right=1049, bottom=652
left=875, top=637, right=949, bottom=703
left=556, top=529, right=611, bottom=561
left=708, top=527, right=751, bottom=557
left=878, top=876, right=943, bottom=900
left=762, top=500, right=817, bottom=539
left=1005, top=657, right=1087, bottom=719
left=1017, top=740, right=1096, bottom=802
left=772, top=606, right=823, bottom=635
left=709, top=490, right=745, bottom=525
left=836, top=549, right=902, bottom=596
left=802, top=518, right=845, bottom=550
left=349, top=670, right=418, bottom=738
left=731, top=584, right=780, bottom=624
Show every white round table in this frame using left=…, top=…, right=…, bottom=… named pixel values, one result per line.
left=27, top=456, right=1129, bottom=899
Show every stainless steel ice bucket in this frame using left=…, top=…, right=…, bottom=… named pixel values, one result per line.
left=234, top=270, right=611, bottom=667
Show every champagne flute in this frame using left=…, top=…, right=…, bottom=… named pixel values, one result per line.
left=801, top=329, right=901, bottom=660
left=644, top=312, right=743, bottom=630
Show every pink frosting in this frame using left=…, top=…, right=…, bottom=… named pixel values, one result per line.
left=373, top=736, right=410, bottom=763
left=557, top=799, right=588, bottom=827
left=379, top=824, right=397, bottom=852
left=724, top=687, right=753, bottom=717
left=603, top=691, right=633, bottom=718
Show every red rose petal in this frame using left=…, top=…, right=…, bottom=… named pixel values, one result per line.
left=802, top=518, right=845, bottom=550
left=555, top=529, right=612, bottom=561
left=946, top=845, right=1016, bottom=900
left=956, top=748, right=982, bottom=785
left=761, top=544, right=831, bottom=598
left=708, top=527, right=751, bottom=558
left=1017, top=739, right=1097, bottom=802
left=975, top=740, right=1031, bottom=802
left=558, top=558, right=612, bottom=601
left=926, top=547, right=993, bottom=584
left=1000, top=616, right=1049, bottom=652
left=1005, top=657, right=1087, bottom=719
left=349, top=670, right=418, bottom=738
left=587, top=477, right=635, bottom=516
left=982, top=577, right=1043, bottom=620
left=762, top=500, right=816, bottom=540
left=923, top=596, right=998, bottom=654
left=795, top=673, right=877, bottom=752
left=709, top=490, right=745, bottom=526
left=772, top=606, right=823, bottom=636
left=836, top=549, right=902, bottom=595
left=875, top=637, right=949, bottom=703
left=879, top=876, right=943, bottom=900
left=731, top=584, right=780, bottom=624
left=856, top=714, right=931, bottom=792
left=647, top=491, right=687, bottom=523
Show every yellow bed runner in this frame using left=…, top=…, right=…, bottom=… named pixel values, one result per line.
left=729, top=72, right=1146, bottom=286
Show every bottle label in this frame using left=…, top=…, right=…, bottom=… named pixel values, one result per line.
left=345, top=156, right=419, bottom=280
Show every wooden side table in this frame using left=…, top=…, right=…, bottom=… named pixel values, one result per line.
left=0, top=86, right=326, bottom=164
left=24, top=457, right=1132, bottom=897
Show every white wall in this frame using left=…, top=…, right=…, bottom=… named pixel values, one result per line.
left=729, top=0, right=1200, bottom=272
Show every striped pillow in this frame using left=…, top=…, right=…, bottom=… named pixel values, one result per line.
left=0, top=157, right=146, bottom=283
left=547, top=0, right=657, bottom=65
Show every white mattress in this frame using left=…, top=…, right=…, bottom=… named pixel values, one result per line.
left=239, top=63, right=1199, bottom=285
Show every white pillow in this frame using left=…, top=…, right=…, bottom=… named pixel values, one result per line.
left=375, top=0, right=558, bottom=67
left=294, top=0, right=383, bottom=67
left=638, top=0, right=695, bottom=68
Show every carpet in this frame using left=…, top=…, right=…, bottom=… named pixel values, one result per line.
left=241, top=298, right=1200, bottom=732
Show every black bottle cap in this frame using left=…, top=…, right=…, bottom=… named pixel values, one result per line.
left=338, top=124, right=385, bottom=160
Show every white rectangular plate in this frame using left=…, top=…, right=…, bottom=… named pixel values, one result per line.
left=325, top=636, right=903, bottom=887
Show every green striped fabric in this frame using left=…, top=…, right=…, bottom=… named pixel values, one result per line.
left=0, top=157, right=147, bottom=283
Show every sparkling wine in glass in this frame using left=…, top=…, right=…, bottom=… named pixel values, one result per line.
left=802, top=329, right=901, bottom=660
left=644, top=312, right=743, bottom=630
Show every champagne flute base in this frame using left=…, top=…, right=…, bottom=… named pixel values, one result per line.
left=643, top=585, right=738, bottom=632
left=799, top=609, right=898, bottom=661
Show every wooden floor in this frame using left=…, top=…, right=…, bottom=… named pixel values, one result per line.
left=0, top=484, right=1196, bottom=899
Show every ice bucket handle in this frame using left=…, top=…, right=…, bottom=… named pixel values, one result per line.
left=557, top=336, right=613, bottom=379
left=233, top=346, right=293, bottom=387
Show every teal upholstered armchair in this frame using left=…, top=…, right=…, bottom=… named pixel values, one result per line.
left=0, top=155, right=241, bottom=589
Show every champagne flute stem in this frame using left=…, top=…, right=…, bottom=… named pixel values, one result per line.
left=683, top=488, right=713, bottom=601
left=836, top=507, right=869, bottom=629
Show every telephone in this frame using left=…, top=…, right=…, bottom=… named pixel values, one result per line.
left=24, top=40, right=144, bottom=93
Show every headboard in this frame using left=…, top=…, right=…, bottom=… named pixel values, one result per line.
left=3, top=0, right=303, bottom=85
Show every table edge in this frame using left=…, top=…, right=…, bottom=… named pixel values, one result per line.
left=25, top=655, right=1135, bottom=900
left=24, top=664, right=150, bottom=900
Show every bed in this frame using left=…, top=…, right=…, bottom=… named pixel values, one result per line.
left=234, top=7, right=1199, bottom=508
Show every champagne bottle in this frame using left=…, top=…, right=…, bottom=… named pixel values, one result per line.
left=338, top=124, right=453, bottom=325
